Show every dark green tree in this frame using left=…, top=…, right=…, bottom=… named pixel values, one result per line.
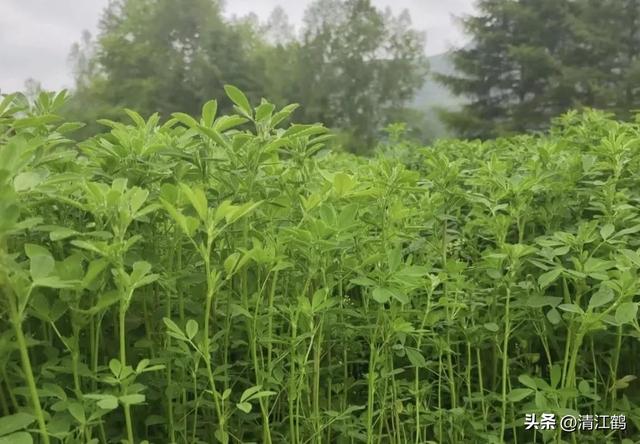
left=437, top=0, right=577, bottom=139
left=568, top=0, right=640, bottom=117
left=64, top=0, right=262, bottom=126
left=65, top=0, right=427, bottom=152
left=285, top=0, right=428, bottom=152
left=438, top=0, right=640, bottom=139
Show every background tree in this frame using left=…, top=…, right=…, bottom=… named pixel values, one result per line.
left=264, top=6, right=295, bottom=46
left=64, top=0, right=262, bottom=130
left=438, top=0, right=640, bottom=139
left=64, top=0, right=428, bottom=152
left=286, top=0, right=428, bottom=152
left=569, top=0, right=640, bottom=117
left=437, top=0, right=576, bottom=139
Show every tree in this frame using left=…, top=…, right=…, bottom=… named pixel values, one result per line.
left=438, top=0, right=640, bottom=139
left=264, top=6, right=295, bottom=46
left=23, top=78, right=43, bottom=102
left=64, top=0, right=262, bottom=125
left=437, top=0, right=577, bottom=139
left=285, top=0, right=428, bottom=152
left=64, top=0, right=428, bottom=153
left=568, top=0, right=640, bottom=117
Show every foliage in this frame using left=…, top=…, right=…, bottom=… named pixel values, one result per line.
left=438, top=0, right=640, bottom=139
left=279, top=0, right=428, bottom=153
left=64, top=0, right=265, bottom=138
left=63, top=0, right=428, bottom=153
left=2, top=87, right=640, bottom=444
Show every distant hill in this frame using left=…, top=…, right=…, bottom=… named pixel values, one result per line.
left=411, top=52, right=466, bottom=139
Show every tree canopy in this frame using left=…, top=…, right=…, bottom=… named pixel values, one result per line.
left=64, top=0, right=428, bottom=151
left=437, top=0, right=640, bottom=139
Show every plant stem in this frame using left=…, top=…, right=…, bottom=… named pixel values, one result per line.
left=499, top=284, right=512, bottom=443
left=7, top=291, right=50, bottom=444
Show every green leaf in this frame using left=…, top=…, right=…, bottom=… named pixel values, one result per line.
left=613, top=224, right=640, bottom=238
left=507, top=388, right=533, bottom=402
left=0, top=413, right=35, bottom=436
left=214, top=429, right=229, bottom=444
left=136, top=359, right=150, bottom=373
left=588, top=285, right=613, bottom=309
left=127, top=187, right=149, bottom=215
left=202, top=99, right=218, bottom=127
left=124, top=108, right=145, bottom=127
left=163, top=317, right=187, bottom=341
left=179, top=183, right=208, bottom=222
left=255, top=102, right=275, bottom=122
left=620, top=249, right=640, bottom=267
left=613, top=375, right=637, bottom=390
left=197, top=125, right=230, bottom=148
left=29, top=254, right=55, bottom=280
left=526, top=296, right=562, bottom=308
left=213, top=116, right=249, bottom=132
left=483, top=322, right=499, bottom=332
left=56, top=121, right=85, bottom=134
left=49, top=227, right=78, bottom=241
left=224, top=252, right=241, bottom=276
left=186, top=319, right=198, bottom=340
left=578, top=380, right=591, bottom=395
left=271, top=103, right=299, bottom=127
left=600, top=224, right=615, bottom=240
left=333, top=173, right=355, bottom=197
left=405, top=348, right=426, bottom=367
left=119, top=394, right=145, bottom=405
left=350, top=276, right=376, bottom=287
left=224, top=201, right=262, bottom=225
left=546, top=308, right=561, bottom=325
left=248, top=390, right=277, bottom=400
left=67, top=402, right=85, bottom=424
left=372, top=287, right=392, bottom=304
left=42, top=383, right=67, bottom=401
left=24, top=244, right=55, bottom=280
left=550, top=365, right=562, bottom=388
left=161, top=199, right=193, bottom=237
left=518, top=374, right=537, bottom=390
left=82, top=259, right=109, bottom=289
left=538, top=268, right=562, bottom=288
left=109, top=359, right=122, bottom=377
left=534, top=391, right=547, bottom=409
left=558, top=304, right=584, bottom=315
left=240, top=386, right=263, bottom=403
left=0, top=432, right=32, bottom=444
left=236, top=402, right=252, bottom=413
left=33, top=276, right=79, bottom=289
left=70, top=240, right=109, bottom=257
left=14, top=172, right=42, bottom=192
left=130, top=261, right=158, bottom=289
left=98, top=396, right=118, bottom=410
left=171, top=112, right=198, bottom=129
left=224, top=85, right=252, bottom=117
left=615, top=302, right=638, bottom=325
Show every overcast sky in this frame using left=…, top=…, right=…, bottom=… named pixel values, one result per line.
left=0, top=0, right=476, bottom=93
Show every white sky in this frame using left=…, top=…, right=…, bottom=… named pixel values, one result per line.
left=0, top=0, right=476, bottom=93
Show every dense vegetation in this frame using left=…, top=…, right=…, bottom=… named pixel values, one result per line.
left=1, top=88, right=640, bottom=444
left=62, top=0, right=428, bottom=151
left=439, top=0, right=640, bottom=139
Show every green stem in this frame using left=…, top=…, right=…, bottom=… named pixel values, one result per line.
left=119, top=297, right=135, bottom=444
left=8, top=292, right=50, bottom=444
left=499, top=284, right=512, bottom=443
left=367, top=313, right=380, bottom=444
